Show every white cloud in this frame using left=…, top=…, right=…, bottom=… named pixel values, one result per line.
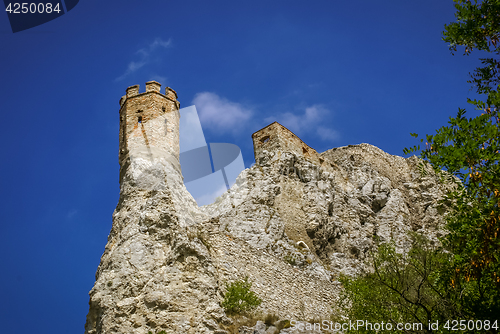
left=192, top=92, right=253, bottom=134
left=267, top=104, right=340, bottom=142
left=126, top=61, right=146, bottom=73
left=137, top=38, right=172, bottom=56
left=317, top=126, right=340, bottom=141
left=273, top=105, right=324, bottom=132
left=116, top=37, right=172, bottom=81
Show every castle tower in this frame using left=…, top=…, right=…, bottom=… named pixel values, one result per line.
left=118, top=81, right=181, bottom=191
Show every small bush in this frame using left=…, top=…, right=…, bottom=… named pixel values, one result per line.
left=276, top=319, right=291, bottom=330
left=221, top=277, right=262, bottom=314
left=284, top=254, right=296, bottom=265
left=264, top=313, right=279, bottom=326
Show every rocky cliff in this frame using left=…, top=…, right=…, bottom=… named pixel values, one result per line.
left=85, top=88, right=451, bottom=334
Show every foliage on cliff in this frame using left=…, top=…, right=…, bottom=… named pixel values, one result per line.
left=221, top=277, right=262, bottom=315
left=337, top=235, right=461, bottom=333
left=411, top=0, right=500, bottom=318
left=341, top=0, right=500, bottom=330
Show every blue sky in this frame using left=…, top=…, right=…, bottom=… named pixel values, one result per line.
left=0, top=1, right=485, bottom=333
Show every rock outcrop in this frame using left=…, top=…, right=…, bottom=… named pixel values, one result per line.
left=85, top=85, right=452, bottom=334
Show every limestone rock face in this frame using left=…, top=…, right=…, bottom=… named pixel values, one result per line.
left=85, top=94, right=451, bottom=334
left=85, top=144, right=450, bottom=334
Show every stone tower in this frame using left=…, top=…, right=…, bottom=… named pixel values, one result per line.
left=118, top=81, right=182, bottom=193
left=85, top=83, right=212, bottom=334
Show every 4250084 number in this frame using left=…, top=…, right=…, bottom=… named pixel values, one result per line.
left=443, top=319, right=498, bottom=331
left=5, top=3, right=61, bottom=14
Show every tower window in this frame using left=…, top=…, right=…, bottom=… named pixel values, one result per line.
left=162, top=106, right=166, bottom=112
left=138, top=116, right=142, bottom=123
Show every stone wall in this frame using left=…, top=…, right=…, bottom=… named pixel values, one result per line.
left=252, top=122, right=333, bottom=171
left=119, top=81, right=181, bottom=169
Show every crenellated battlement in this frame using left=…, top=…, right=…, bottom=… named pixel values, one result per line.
left=165, top=86, right=178, bottom=100
left=126, top=84, right=140, bottom=98
left=146, top=81, right=161, bottom=93
left=120, top=81, right=179, bottom=107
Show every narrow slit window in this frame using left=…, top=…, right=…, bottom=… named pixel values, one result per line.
left=138, top=116, right=142, bottom=123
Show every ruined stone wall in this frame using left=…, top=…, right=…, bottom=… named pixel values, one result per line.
left=252, top=122, right=332, bottom=171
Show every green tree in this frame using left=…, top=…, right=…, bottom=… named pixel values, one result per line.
left=404, top=0, right=500, bottom=319
left=337, top=235, right=460, bottom=334
left=221, top=277, right=262, bottom=315
left=340, top=1, right=500, bottom=331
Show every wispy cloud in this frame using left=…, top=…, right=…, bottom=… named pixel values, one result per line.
left=192, top=92, right=253, bottom=134
left=115, top=37, right=172, bottom=81
left=265, top=104, right=340, bottom=142
left=270, top=105, right=323, bottom=131
left=317, top=126, right=340, bottom=141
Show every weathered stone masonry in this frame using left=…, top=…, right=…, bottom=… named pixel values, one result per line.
left=118, top=81, right=181, bottom=182
left=252, top=122, right=334, bottom=173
